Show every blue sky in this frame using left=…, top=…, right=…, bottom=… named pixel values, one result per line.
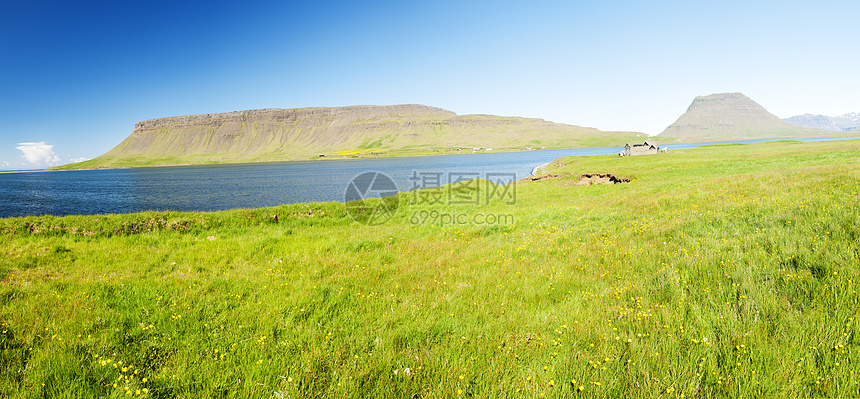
left=2, top=0, right=858, bottom=170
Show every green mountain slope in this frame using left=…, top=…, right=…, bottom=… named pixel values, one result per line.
left=56, top=105, right=643, bottom=169
left=658, top=93, right=829, bottom=140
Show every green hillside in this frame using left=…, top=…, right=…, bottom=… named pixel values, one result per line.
left=54, top=105, right=643, bottom=170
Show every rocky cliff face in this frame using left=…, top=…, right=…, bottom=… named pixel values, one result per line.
left=63, top=104, right=638, bottom=169
left=132, top=105, right=454, bottom=132
left=659, top=93, right=825, bottom=139
left=112, top=104, right=459, bottom=159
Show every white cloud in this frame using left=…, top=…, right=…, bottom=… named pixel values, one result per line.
left=1, top=161, right=10, bottom=169
left=16, top=142, right=61, bottom=166
left=69, top=157, right=90, bottom=163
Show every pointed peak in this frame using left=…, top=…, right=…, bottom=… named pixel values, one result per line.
left=659, top=93, right=822, bottom=139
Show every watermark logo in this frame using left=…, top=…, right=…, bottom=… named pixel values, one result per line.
left=344, top=172, right=401, bottom=225
left=408, top=171, right=517, bottom=205
left=407, top=171, right=516, bottom=226
left=344, top=171, right=517, bottom=226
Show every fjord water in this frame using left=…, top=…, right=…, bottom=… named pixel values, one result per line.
left=0, top=148, right=606, bottom=218
left=1, top=137, right=857, bottom=218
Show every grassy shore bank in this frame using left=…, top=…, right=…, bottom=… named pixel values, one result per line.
left=2, top=140, right=859, bottom=398
left=47, top=138, right=644, bottom=171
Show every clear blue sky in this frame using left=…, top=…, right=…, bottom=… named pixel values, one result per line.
left=2, top=0, right=858, bottom=170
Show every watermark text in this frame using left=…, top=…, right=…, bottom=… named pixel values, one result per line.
left=409, top=210, right=515, bottom=226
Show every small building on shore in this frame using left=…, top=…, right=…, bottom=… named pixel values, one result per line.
left=624, top=141, right=659, bottom=156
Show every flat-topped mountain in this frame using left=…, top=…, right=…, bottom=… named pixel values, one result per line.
left=56, top=104, right=642, bottom=169
left=658, top=93, right=826, bottom=139
left=784, top=113, right=860, bottom=132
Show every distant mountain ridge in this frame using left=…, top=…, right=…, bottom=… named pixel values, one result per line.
left=658, top=93, right=827, bottom=139
left=784, top=113, right=860, bottom=132
left=56, top=104, right=642, bottom=169
left=55, top=96, right=856, bottom=170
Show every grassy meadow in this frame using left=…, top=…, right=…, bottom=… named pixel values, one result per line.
left=2, top=140, right=859, bottom=398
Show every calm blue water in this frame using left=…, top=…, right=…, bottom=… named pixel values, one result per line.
left=1, top=137, right=858, bottom=218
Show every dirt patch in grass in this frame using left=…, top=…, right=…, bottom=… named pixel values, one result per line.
left=574, top=173, right=630, bottom=185
left=526, top=174, right=562, bottom=181
left=525, top=173, right=630, bottom=185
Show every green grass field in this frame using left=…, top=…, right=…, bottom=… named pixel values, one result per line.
left=2, top=140, right=859, bottom=398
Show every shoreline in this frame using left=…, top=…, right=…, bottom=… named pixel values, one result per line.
left=23, top=135, right=860, bottom=172
left=531, top=162, right=550, bottom=176
left=3, top=138, right=859, bottom=219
